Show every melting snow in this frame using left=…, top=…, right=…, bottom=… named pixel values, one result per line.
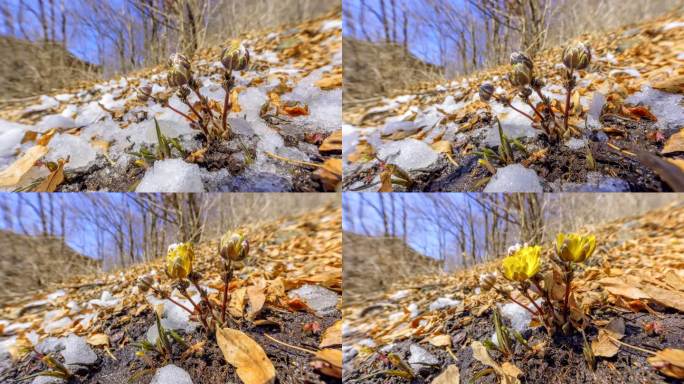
left=136, top=159, right=206, bottom=192
left=484, top=164, right=543, bottom=192
left=377, top=139, right=439, bottom=170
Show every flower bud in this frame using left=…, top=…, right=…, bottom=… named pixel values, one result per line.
left=510, top=51, right=533, bottom=71
left=479, top=82, right=495, bottom=102
left=219, top=232, right=249, bottom=262
left=167, top=53, right=192, bottom=87
left=137, top=275, right=153, bottom=292
left=479, top=273, right=497, bottom=291
left=137, top=85, right=153, bottom=102
left=519, top=87, right=533, bottom=98
left=509, top=63, right=532, bottom=87
left=166, top=242, right=194, bottom=279
left=562, top=41, right=591, bottom=71
left=531, top=78, right=546, bottom=89
left=221, top=41, right=250, bottom=72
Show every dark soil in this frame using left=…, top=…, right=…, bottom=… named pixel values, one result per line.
left=343, top=112, right=679, bottom=192
left=2, top=305, right=341, bottom=384
left=343, top=308, right=684, bottom=384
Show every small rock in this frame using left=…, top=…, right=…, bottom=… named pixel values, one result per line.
left=150, top=364, right=193, bottom=384
left=428, top=297, right=461, bottom=311
left=408, top=344, right=439, bottom=374
left=61, top=334, right=97, bottom=368
left=484, top=164, right=543, bottom=192
left=288, top=285, right=339, bottom=316
left=342, top=345, right=358, bottom=363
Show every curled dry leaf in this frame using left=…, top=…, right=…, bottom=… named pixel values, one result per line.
left=315, top=73, right=342, bottom=90
left=431, top=364, right=460, bottom=384
left=319, top=130, right=342, bottom=153
left=228, top=287, right=247, bottom=318
left=35, top=159, right=66, bottom=192
left=662, top=129, right=684, bottom=154
left=591, top=317, right=624, bottom=357
left=246, top=281, right=266, bottom=320
left=471, top=341, right=520, bottom=384
left=648, top=348, right=684, bottom=379
left=319, top=320, right=342, bottom=348
left=0, top=145, right=48, bottom=187
left=215, top=327, right=276, bottom=384
left=428, top=334, right=452, bottom=347
left=314, top=158, right=341, bottom=191
left=312, top=348, right=342, bottom=379
left=431, top=140, right=452, bottom=154
left=86, top=333, right=109, bottom=347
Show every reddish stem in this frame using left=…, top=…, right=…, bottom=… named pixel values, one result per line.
left=564, top=69, right=574, bottom=133
left=221, top=86, right=231, bottom=137
left=221, top=259, right=232, bottom=324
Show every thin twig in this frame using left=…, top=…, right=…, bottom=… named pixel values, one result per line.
left=264, top=334, right=317, bottom=355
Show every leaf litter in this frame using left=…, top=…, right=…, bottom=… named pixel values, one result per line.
left=343, top=203, right=684, bottom=383
left=0, top=206, right=341, bottom=384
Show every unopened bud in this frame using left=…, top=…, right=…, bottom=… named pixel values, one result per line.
left=479, top=273, right=498, bottom=291
left=137, top=85, right=153, bottom=102
left=510, top=51, right=533, bottom=71
left=219, top=232, right=249, bottom=262
left=479, top=82, right=495, bottom=102
left=167, top=53, right=192, bottom=87
left=562, top=41, right=591, bottom=71
left=509, top=63, right=532, bottom=87
left=221, top=41, right=250, bottom=72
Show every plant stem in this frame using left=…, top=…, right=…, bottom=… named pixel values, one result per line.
left=497, top=288, right=538, bottom=316
left=564, top=69, right=574, bottom=133
left=562, top=262, right=573, bottom=324
left=523, top=98, right=545, bottom=122
left=180, top=287, right=210, bottom=331
left=506, top=101, right=536, bottom=122
left=141, top=281, right=195, bottom=315
left=221, top=259, right=232, bottom=324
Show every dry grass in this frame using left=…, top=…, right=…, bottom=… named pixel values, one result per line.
left=343, top=37, right=444, bottom=105
left=0, top=231, right=100, bottom=305
left=343, top=232, right=442, bottom=304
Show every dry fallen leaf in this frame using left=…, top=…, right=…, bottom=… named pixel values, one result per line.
left=428, top=334, right=452, bottom=347
left=314, top=158, right=341, bottom=191
left=652, top=75, right=684, bottom=94
left=648, top=348, right=684, bottom=379
left=246, top=282, right=266, bottom=320
left=315, top=73, right=342, bottom=90
left=215, top=327, right=276, bottom=384
left=591, top=317, right=624, bottom=357
left=228, top=287, right=247, bottom=318
left=471, top=341, right=520, bottom=384
left=431, top=365, right=459, bottom=384
left=431, top=140, right=452, bottom=154
left=319, top=130, right=342, bottom=153
left=662, top=129, right=684, bottom=154
left=0, top=145, right=49, bottom=187
left=86, top=333, right=109, bottom=347
left=34, top=159, right=66, bottom=192
left=313, top=348, right=342, bottom=379
left=320, top=320, right=342, bottom=348
left=621, top=105, right=657, bottom=122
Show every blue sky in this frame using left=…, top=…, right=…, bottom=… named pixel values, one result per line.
left=342, top=193, right=493, bottom=265
left=0, top=193, right=140, bottom=260
left=343, top=0, right=467, bottom=66
left=2, top=0, right=126, bottom=64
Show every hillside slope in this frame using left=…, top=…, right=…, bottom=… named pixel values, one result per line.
left=343, top=232, right=442, bottom=305
left=0, top=232, right=100, bottom=305
left=343, top=13, right=684, bottom=192
left=342, top=203, right=684, bottom=383
left=0, top=10, right=342, bottom=192
left=0, top=206, right=342, bottom=383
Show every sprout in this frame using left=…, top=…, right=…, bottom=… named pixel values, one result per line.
left=221, top=40, right=250, bottom=72
left=510, top=51, right=533, bottom=71
left=219, top=232, right=249, bottom=262
left=501, top=245, right=541, bottom=281
left=167, top=53, right=192, bottom=87
left=479, top=82, right=495, bottom=102
left=556, top=233, right=596, bottom=263
left=166, top=242, right=194, bottom=279
left=562, top=41, right=591, bottom=71
left=509, top=62, right=533, bottom=87
left=137, top=85, right=153, bottom=102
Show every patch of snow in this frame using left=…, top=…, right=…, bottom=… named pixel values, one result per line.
left=663, top=21, right=684, bottom=31
left=381, top=121, right=418, bottom=136
left=43, top=314, right=72, bottom=334
left=288, top=284, right=339, bottom=316
left=408, top=303, right=420, bottom=318
left=320, top=19, right=342, bottom=32
left=429, top=297, right=461, bottom=311
left=484, top=164, right=543, bottom=192
left=587, top=91, right=607, bottom=129
left=389, top=290, right=411, bottom=301
left=377, top=139, right=439, bottom=171
left=24, top=96, right=60, bottom=114
left=485, top=101, right=539, bottom=146
left=151, top=364, right=193, bottom=384
left=678, top=53, right=684, bottom=61
left=88, top=291, right=120, bottom=308
left=626, top=86, right=684, bottom=129
left=500, top=300, right=540, bottom=332
left=0, top=120, right=28, bottom=159
left=36, top=337, right=65, bottom=354
left=61, top=334, right=97, bottom=368
left=609, top=68, right=641, bottom=78
left=136, top=159, right=205, bottom=192
left=54, top=94, right=74, bottom=102
left=408, top=344, right=439, bottom=374
left=565, top=137, right=587, bottom=150
left=47, top=290, right=67, bottom=302
left=45, top=134, right=97, bottom=170
left=31, top=377, right=65, bottom=384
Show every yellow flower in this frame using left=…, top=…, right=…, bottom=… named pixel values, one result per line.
left=167, top=242, right=194, bottom=279
left=556, top=233, right=596, bottom=263
left=219, top=232, right=249, bottom=262
left=501, top=245, right=542, bottom=281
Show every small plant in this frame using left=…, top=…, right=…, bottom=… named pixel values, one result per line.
left=481, top=232, right=597, bottom=336
left=134, top=312, right=188, bottom=363
left=218, top=232, right=249, bottom=324
left=129, top=118, right=186, bottom=166
left=137, top=41, right=251, bottom=143
left=479, top=42, right=592, bottom=144
left=19, top=352, right=74, bottom=382
left=476, top=118, right=528, bottom=169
